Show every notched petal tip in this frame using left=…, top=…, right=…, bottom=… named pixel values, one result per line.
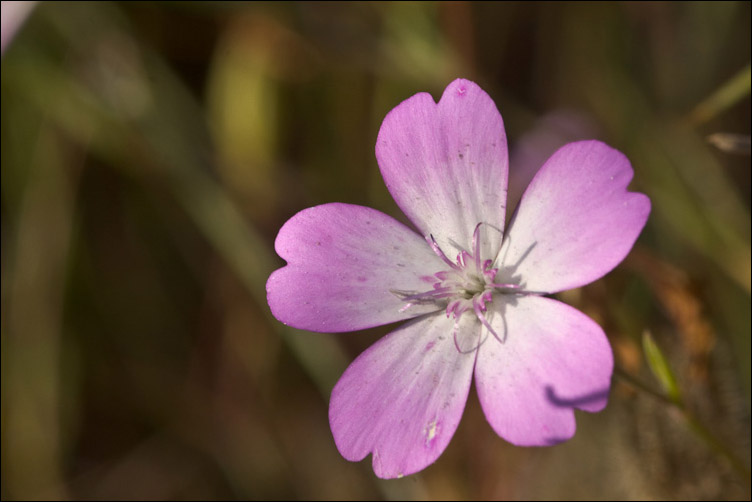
left=266, top=203, right=446, bottom=332
left=442, top=78, right=484, bottom=100
left=329, top=314, right=476, bottom=478
left=475, top=296, right=613, bottom=447
left=265, top=267, right=287, bottom=320
left=498, top=139, right=651, bottom=292
left=376, top=78, right=509, bottom=257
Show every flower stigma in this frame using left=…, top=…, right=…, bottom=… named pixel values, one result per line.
left=391, top=222, right=519, bottom=352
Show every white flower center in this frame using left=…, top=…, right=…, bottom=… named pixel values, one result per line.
left=392, top=223, right=519, bottom=351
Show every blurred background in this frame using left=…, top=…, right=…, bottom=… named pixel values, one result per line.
left=1, top=1, right=750, bottom=499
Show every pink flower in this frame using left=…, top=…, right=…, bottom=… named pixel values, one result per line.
left=266, top=79, right=650, bottom=478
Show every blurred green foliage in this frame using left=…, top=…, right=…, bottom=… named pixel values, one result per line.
left=2, top=2, right=750, bottom=499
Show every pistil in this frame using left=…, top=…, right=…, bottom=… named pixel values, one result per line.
left=392, top=223, right=521, bottom=351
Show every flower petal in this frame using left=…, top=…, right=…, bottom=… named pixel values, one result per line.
left=330, top=313, right=478, bottom=478
left=474, top=295, right=613, bottom=446
left=376, top=78, right=508, bottom=261
left=507, top=110, right=598, bottom=217
left=267, top=203, right=446, bottom=332
left=496, top=140, right=650, bottom=293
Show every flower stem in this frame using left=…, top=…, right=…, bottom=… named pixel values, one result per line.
left=613, top=366, right=751, bottom=485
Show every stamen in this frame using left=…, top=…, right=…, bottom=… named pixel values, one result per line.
left=488, top=282, right=520, bottom=290
left=427, top=234, right=460, bottom=270
left=473, top=296, right=504, bottom=344
left=399, top=287, right=455, bottom=302
left=452, top=319, right=484, bottom=354
left=398, top=223, right=518, bottom=350
left=472, top=222, right=483, bottom=276
left=446, top=299, right=470, bottom=318
left=480, top=290, right=494, bottom=305
left=458, top=250, right=472, bottom=269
